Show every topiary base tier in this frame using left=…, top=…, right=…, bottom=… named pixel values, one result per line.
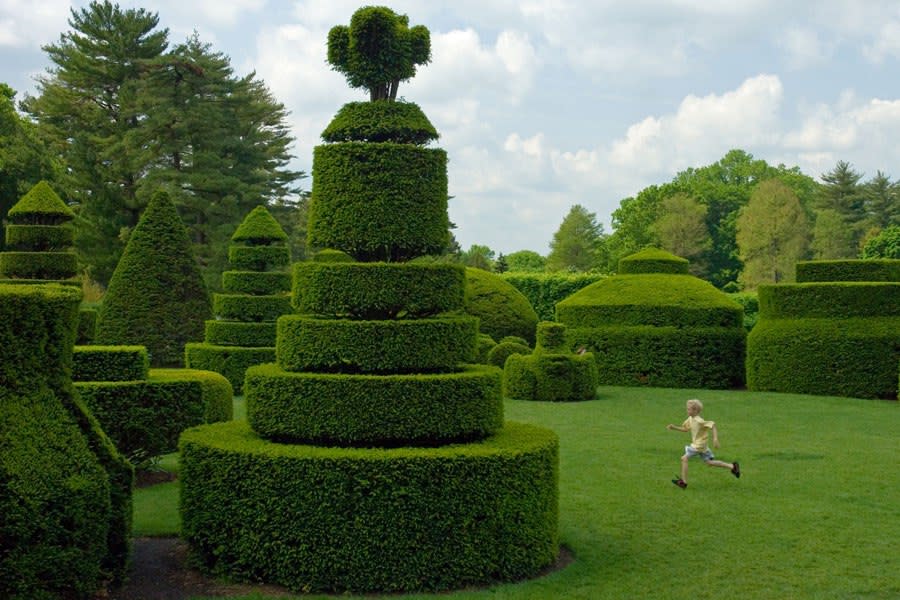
left=185, top=343, right=276, bottom=394
left=179, top=420, right=559, bottom=594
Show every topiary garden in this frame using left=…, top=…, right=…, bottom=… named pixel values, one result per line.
left=178, top=7, right=559, bottom=593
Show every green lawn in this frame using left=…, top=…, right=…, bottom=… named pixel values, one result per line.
left=134, top=388, right=900, bottom=599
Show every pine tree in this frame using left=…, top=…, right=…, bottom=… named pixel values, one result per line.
left=547, top=204, right=606, bottom=272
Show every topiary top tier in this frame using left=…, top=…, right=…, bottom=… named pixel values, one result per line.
left=795, top=259, right=900, bottom=283
left=618, top=247, right=689, bottom=275
left=6, top=180, right=75, bottom=225
left=321, top=101, right=439, bottom=145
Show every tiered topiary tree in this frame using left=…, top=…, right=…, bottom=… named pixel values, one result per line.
left=0, top=282, right=132, bottom=598
left=504, top=321, right=598, bottom=401
left=747, top=259, right=900, bottom=399
left=557, top=247, right=746, bottom=388
left=185, top=206, right=292, bottom=393
left=179, top=6, right=559, bottom=594
left=95, top=190, right=211, bottom=367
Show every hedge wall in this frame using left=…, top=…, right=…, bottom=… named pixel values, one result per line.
left=245, top=363, right=503, bottom=446
left=504, top=352, right=597, bottom=402
left=184, top=344, right=276, bottom=395
left=758, top=282, right=900, bottom=319
left=465, top=268, right=539, bottom=345
left=308, top=142, right=448, bottom=261
left=203, top=321, right=278, bottom=347
left=501, top=272, right=604, bottom=321
left=795, top=259, right=900, bottom=283
left=180, top=420, right=558, bottom=593
left=72, top=345, right=149, bottom=382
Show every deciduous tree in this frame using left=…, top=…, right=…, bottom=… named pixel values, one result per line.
left=546, top=204, right=606, bottom=272
left=650, top=193, right=709, bottom=272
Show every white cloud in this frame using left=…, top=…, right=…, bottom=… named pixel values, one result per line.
left=0, top=0, right=69, bottom=47
left=863, top=19, right=900, bottom=63
left=780, top=27, right=831, bottom=69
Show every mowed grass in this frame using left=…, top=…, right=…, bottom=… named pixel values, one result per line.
left=131, top=387, right=900, bottom=600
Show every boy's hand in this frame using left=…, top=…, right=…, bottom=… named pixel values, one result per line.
left=713, top=439, right=720, bottom=448
left=666, top=424, right=676, bottom=430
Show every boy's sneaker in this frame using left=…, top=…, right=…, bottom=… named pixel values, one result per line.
left=672, top=478, right=687, bottom=489
left=731, top=462, right=741, bottom=478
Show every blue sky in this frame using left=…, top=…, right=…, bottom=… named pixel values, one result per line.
left=3, top=1, right=900, bottom=256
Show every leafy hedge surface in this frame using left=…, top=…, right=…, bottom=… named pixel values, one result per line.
left=321, top=101, right=439, bottom=145
left=501, top=272, right=604, bottom=321
left=486, top=340, right=531, bottom=369
left=0, top=250, right=78, bottom=279
left=465, top=268, right=539, bottom=345
left=245, top=363, right=503, bottom=446
left=95, top=191, right=211, bottom=367
left=75, top=368, right=232, bottom=460
left=227, top=245, right=290, bottom=271
left=77, top=307, right=98, bottom=344
left=796, top=259, right=900, bottom=283
left=5, top=224, right=74, bottom=250
left=221, top=271, right=291, bottom=295
left=184, top=344, right=275, bottom=395
left=727, top=292, right=759, bottom=331
left=294, top=262, right=465, bottom=318
left=557, top=274, right=744, bottom=328
left=203, top=321, right=278, bottom=347
left=72, top=345, right=149, bottom=382
left=617, top=247, right=689, bottom=275
left=276, top=315, right=478, bottom=373
left=747, top=317, right=900, bottom=399
left=566, top=325, right=747, bottom=389
left=504, top=352, right=598, bottom=402
left=230, top=205, right=289, bottom=244
left=758, top=282, right=900, bottom=319
left=213, top=294, right=293, bottom=322
left=309, top=142, right=448, bottom=261
left=6, top=180, right=74, bottom=225
left=180, top=420, right=558, bottom=593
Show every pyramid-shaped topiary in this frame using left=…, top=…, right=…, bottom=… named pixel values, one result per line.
left=557, top=247, right=746, bottom=388
left=95, top=190, right=211, bottom=367
left=185, top=205, right=293, bottom=393
left=179, top=7, right=559, bottom=594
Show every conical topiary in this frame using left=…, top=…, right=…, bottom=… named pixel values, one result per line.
left=185, top=205, right=292, bottom=393
left=95, top=190, right=211, bottom=367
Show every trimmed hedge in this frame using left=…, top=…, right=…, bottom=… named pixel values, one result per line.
left=293, top=261, right=466, bottom=318
left=557, top=274, right=744, bottom=328
left=6, top=180, right=74, bottom=225
left=566, top=325, right=747, bottom=389
left=231, top=205, right=289, bottom=244
left=309, top=142, right=448, bottom=261
left=184, top=344, right=276, bottom=395
left=5, top=223, right=74, bottom=250
left=228, top=245, right=290, bottom=271
left=312, top=248, right=355, bottom=262
left=245, top=363, right=503, bottom=446
left=504, top=352, right=598, bottom=402
left=747, top=316, right=900, bottom=399
left=535, top=321, right=567, bottom=352
left=475, top=334, right=497, bottom=364
left=728, top=292, right=759, bottom=331
left=204, top=321, right=278, bottom=347
left=758, top=282, right=900, bottom=319
left=276, top=315, right=478, bottom=373
left=213, top=293, right=292, bottom=322
left=180, top=420, right=558, bottom=593
left=0, top=250, right=77, bottom=280
left=75, top=368, right=233, bottom=461
left=618, top=247, right=689, bottom=274
left=501, top=272, right=605, bottom=321
left=72, top=345, right=149, bottom=382
left=487, top=340, right=532, bottom=369
left=796, top=259, right=900, bottom=283
left=465, top=268, right=539, bottom=345
left=77, top=306, right=99, bottom=344
left=222, top=270, right=292, bottom=295
left=321, top=101, right=439, bottom=145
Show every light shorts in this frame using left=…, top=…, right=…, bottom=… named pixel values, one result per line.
left=684, top=445, right=715, bottom=461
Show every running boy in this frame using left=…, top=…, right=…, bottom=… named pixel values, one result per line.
left=667, top=398, right=740, bottom=489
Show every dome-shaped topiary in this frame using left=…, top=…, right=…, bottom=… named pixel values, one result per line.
left=231, top=205, right=289, bottom=245
left=618, top=247, right=689, bottom=275
left=322, top=101, right=439, bottom=145
left=465, top=268, right=539, bottom=346
left=96, top=191, right=211, bottom=367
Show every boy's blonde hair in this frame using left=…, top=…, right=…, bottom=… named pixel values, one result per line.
left=686, top=398, right=703, bottom=412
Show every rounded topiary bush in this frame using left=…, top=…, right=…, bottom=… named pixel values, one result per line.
left=487, top=340, right=531, bottom=368
left=618, top=247, right=689, bottom=275
left=465, top=267, right=539, bottom=346
left=321, top=100, right=439, bottom=145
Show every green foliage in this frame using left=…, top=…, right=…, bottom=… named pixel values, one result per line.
left=487, top=340, right=532, bottom=368
left=501, top=272, right=604, bottom=321
left=796, top=259, right=900, bottom=282
left=322, top=101, right=438, bottom=144
left=180, top=420, right=557, bottom=593
left=327, top=6, right=431, bottom=101
left=293, top=262, right=465, bottom=319
left=5, top=224, right=74, bottom=250
left=811, top=209, right=856, bottom=259
left=0, top=251, right=78, bottom=280
left=7, top=180, right=74, bottom=224
left=651, top=193, right=709, bottom=266
left=230, top=205, right=289, bottom=244
left=203, top=321, right=278, bottom=347
left=758, top=282, right=900, bottom=319
left=245, top=363, right=503, bottom=446
left=535, top=321, right=568, bottom=353
left=76, top=306, right=98, bottom=344
left=459, top=244, right=495, bottom=271
left=309, top=142, right=448, bottom=261
left=95, top=191, right=212, bottom=367
left=72, top=345, right=149, bottom=382
left=312, top=248, right=355, bottom=262
left=727, top=292, right=759, bottom=331
left=475, top=334, right=497, bottom=364
left=465, top=267, right=539, bottom=345
left=221, top=271, right=291, bottom=295
left=505, top=249, right=546, bottom=272
left=213, top=293, right=292, bottom=322
left=861, top=226, right=900, bottom=259
left=74, top=368, right=233, bottom=461
left=504, top=352, right=598, bottom=402
left=617, top=247, right=689, bottom=275
left=184, top=344, right=275, bottom=395
left=228, top=245, right=291, bottom=271
left=546, top=204, right=607, bottom=272
left=277, top=316, right=478, bottom=373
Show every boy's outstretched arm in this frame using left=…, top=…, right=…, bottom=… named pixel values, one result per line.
left=711, top=424, right=720, bottom=448
left=667, top=424, right=687, bottom=432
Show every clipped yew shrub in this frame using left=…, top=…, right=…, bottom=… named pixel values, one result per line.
left=465, top=267, right=539, bottom=346
left=502, top=272, right=604, bottom=321
left=504, top=322, right=598, bottom=402
left=557, top=248, right=746, bottom=388
left=186, top=206, right=293, bottom=393
left=747, top=259, right=900, bottom=399
left=96, top=191, right=211, bottom=367
left=0, top=283, right=131, bottom=598
left=181, top=10, right=559, bottom=593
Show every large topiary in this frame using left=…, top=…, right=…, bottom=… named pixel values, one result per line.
left=95, top=191, right=211, bottom=367
left=557, top=248, right=746, bottom=389
left=465, top=267, right=540, bottom=345
left=186, top=206, right=292, bottom=393
left=0, top=283, right=132, bottom=598
left=747, top=259, right=900, bottom=399
left=180, top=8, right=559, bottom=594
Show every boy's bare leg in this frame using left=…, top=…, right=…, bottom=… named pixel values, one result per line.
left=680, top=454, right=690, bottom=483
left=705, top=459, right=733, bottom=470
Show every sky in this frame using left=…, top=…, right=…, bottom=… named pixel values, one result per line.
left=3, top=1, right=900, bottom=256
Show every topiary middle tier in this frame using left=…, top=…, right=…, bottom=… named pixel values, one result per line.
left=179, top=420, right=558, bottom=594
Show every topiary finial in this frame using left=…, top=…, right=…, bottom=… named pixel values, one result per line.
left=231, top=205, right=289, bottom=245
left=327, top=6, right=431, bottom=101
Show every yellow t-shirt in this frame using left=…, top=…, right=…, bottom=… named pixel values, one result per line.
left=683, top=416, right=715, bottom=451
